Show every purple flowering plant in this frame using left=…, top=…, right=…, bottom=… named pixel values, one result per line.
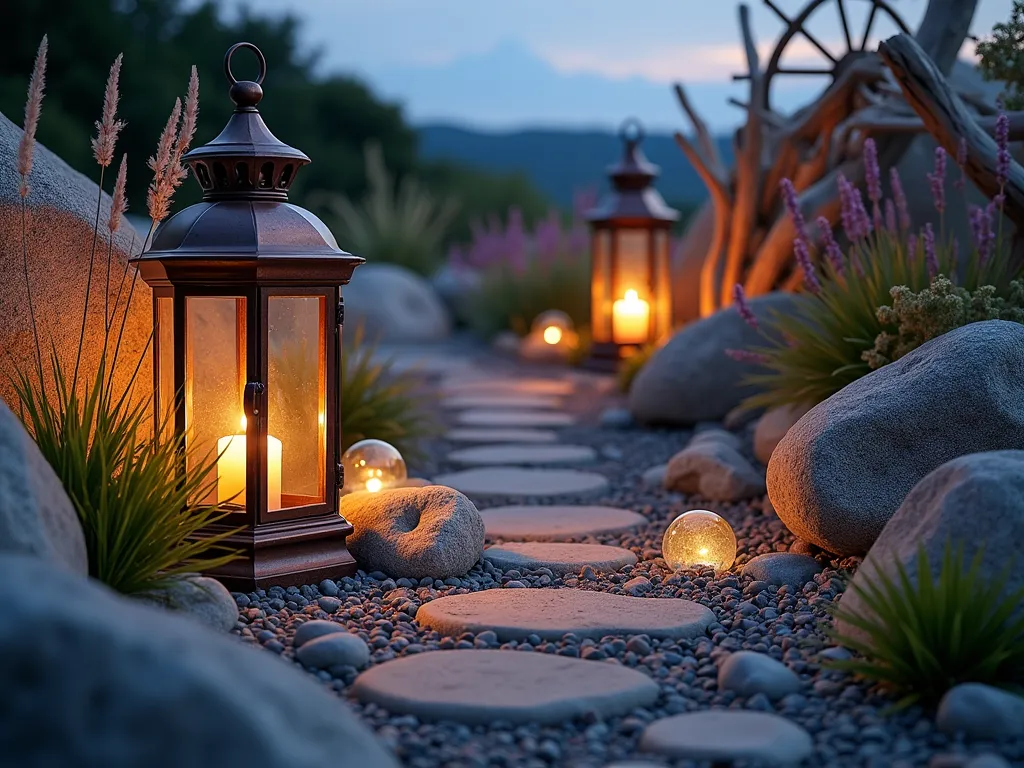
left=732, top=129, right=1019, bottom=412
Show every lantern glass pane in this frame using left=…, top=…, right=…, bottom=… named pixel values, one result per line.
left=155, top=296, right=175, bottom=440
left=590, top=229, right=613, bottom=343
left=268, top=296, right=326, bottom=510
left=613, top=228, right=651, bottom=303
left=185, top=297, right=246, bottom=507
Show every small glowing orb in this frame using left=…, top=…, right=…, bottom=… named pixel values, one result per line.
left=342, top=439, right=406, bottom=494
left=542, top=326, right=563, bottom=345
left=662, top=509, right=736, bottom=572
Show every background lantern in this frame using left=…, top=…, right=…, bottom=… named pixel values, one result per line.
left=587, top=118, right=679, bottom=370
left=132, top=43, right=364, bottom=590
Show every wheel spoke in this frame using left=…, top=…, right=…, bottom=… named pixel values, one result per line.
left=859, top=2, right=880, bottom=51
left=775, top=67, right=835, bottom=75
left=837, top=0, right=854, bottom=51
left=764, top=0, right=838, bottom=63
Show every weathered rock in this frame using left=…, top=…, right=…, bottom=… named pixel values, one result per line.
left=628, top=292, right=797, bottom=425
left=0, top=398, right=87, bottom=574
left=836, top=451, right=1024, bottom=643
left=341, top=485, right=484, bottom=579
left=640, top=710, right=813, bottom=764
left=293, top=619, right=347, bottom=648
left=690, top=427, right=742, bottom=450
left=480, top=505, right=646, bottom=541
left=295, top=631, right=370, bottom=670
left=344, top=263, right=450, bottom=342
left=664, top=438, right=766, bottom=501
left=433, top=467, right=609, bottom=498
left=717, top=651, right=801, bottom=701
left=0, top=112, right=151, bottom=412
left=742, top=553, right=821, bottom=587
left=136, top=576, right=237, bottom=632
left=0, top=554, right=398, bottom=768
left=754, top=403, right=812, bottom=465
left=641, top=464, right=667, bottom=488
left=482, top=542, right=637, bottom=575
left=768, top=322, right=1024, bottom=556
left=936, top=683, right=1024, bottom=740
left=352, top=650, right=659, bottom=725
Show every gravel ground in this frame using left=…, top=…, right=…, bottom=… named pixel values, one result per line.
left=229, top=353, right=1024, bottom=768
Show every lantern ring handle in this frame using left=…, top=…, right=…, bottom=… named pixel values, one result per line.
left=619, top=117, right=645, bottom=146
left=224, top=42, right=267, bottom=86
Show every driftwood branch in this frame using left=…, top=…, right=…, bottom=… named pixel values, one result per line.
left=878, top=33, right=1024, bottom=225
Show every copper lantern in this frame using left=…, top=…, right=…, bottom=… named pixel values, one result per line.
left=132, top=43, right=364, bottom=590
left=587, top=118, right=678, bottom=369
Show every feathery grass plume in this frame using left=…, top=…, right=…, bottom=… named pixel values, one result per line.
left=104, top=154, right=128, bottom=326
left=146, top=97, right=182, bottom=228
left=17, top=36, right=48, bottom=199
left=91, top=54, right=125, bottom=168
left=170, top=67, right=199, bottom=186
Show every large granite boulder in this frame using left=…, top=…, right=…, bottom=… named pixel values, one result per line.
left=345, top=263, right=450, bottom=342
left=0, top=398, right=87, bottom=575
left=628, top=292, right=797, bottom=425
left=768, top=321, right=1024, bottom=556
left=0, top=554, right=398, bottom=768
left=0, top=111, right=150, bottom=410
left=341, top=485, right=485, bottom=578
left=834, top=451, right=1024, bottom=644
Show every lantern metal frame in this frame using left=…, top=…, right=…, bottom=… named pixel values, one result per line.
left=586, top=118, right=679, bottom=370
left=133, top=42, right=364, bottom=590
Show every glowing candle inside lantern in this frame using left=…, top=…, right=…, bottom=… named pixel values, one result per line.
left=612, top=289, right=650, bottom=345
left=542, top=326, right=563, bottom=345
left=217, top=415, right=282, bottom=510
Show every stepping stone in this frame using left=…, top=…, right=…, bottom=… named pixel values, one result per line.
left=481, top=505, right=647, bottom=541
left=447, top=444, right=597, bottom=467
left=441, top=394, right=563, bottom=410
left=482, top=542, right=637, bottom=574
left=456, top=410, right=576, bottom=428
left=445, top=429, right=559, bottom=444
left=433, top=468, right=609, bottom=498
left=440, top=378, right=576, bottom=397
left=351, top=649, right=658, bottom=726
left=640, top=711, right=814, bottom=764
left=416, top=589, right=716, bottom=641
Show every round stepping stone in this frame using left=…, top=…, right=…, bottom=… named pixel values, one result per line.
left=351, top=649, right=658, bottom=725
left=445, top=428, right=559, bottom=444
left=441, top=394, right=562, bottom=410
left=481, top=505, right=647, bottom=541
left=433, top=468, right=608, bottom=497
left=456, top=410, right=576, bottom=428
left=440, top=378, right=576, bottom=396
left=417, top=589, right=715, bottom=641
left=447, top=444, right=597, bottom=467
left=640, top=711, right=814, bottom=764
left=482, top=542, right=637, bottom=574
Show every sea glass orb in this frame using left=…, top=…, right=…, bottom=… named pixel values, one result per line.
left=662, top=509, right=737, bottom=572
left=531, top=310, right=574, bottom=345
left=341, top=439, right=407, bottom=494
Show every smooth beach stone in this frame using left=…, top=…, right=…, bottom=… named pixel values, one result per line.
left=741, top=553, right=822, bottom=587
left=455, top=410, right=576, bottom=428
left=446, top=444, right=597, bottom=467
left=640, top=711, right=814, bottom=764
left=433, top=468, right=609, bottom=497
left=482, top=542, right=638, bottom=575
left=415, top=589, right=716, bottom=641
left=481, top=505, right=647, bottom=541
left=351, top=650, right=659, bottom=725
left=445, top=428, right=560, bottom=444
left=439, top=378, right=576, bottom=396
left=441, top=394, right=563, bottom=410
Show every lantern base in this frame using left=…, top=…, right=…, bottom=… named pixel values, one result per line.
left=200, top=513, right=357, bottom=591
left=583, top=341, right=640, bottom=372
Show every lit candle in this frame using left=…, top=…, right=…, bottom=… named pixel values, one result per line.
left=217, top=415, right=282, bottom=510
left=612, top=289, right=650, bottom=345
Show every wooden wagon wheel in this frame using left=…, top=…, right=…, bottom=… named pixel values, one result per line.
left=734, top=0, right=910, bottom=112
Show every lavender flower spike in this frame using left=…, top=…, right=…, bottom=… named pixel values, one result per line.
left=923, top=222, right=939, bottom=277
left=780, top=178, right=809, bottom=245
left=884, top=200, right=897, bottom=233
left=794, top=238, right=822, bottom=294
left=733, top=283, right=758, bottom=330
left=863, top=138, right=882, bottom=204
left=955, top=136, right=967, bottom=191
left=906, top=233, right=918, bottom=262
left=725, top=348, right=771, bottom=366
left=889, top=167, right=911, bottom=231
left=927, top=147, right=946, bottom=216
left=816, top=216, right=844, bottom=277
left=996, top=111, right=1010, bottom=192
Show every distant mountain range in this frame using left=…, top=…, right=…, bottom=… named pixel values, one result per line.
left=418, top=123, right=733, bottom=209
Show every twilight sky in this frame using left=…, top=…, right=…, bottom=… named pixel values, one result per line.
left=219, top=0, right=1012, bottom=131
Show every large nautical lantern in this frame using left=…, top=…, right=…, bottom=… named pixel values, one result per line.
left=132, top=43, right=364, bottom=589
left=587, top=118, right=678, bottom=369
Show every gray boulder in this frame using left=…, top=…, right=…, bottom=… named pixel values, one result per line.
left=936, top=683, right=1024, bottom=740
left=136, top=575, right=238, bottom=632
left=295, top=631, right=370, bottom=670
left=664, top=434, right=765, bottom=502
left=768, top=322, right=1024, bottom=556
left=345, top=263, right=450, bottom=342
left=0, top=398, right=87, bottom=575
left=0, top=111, right=150, bottom=412
left=0, top=554, right=398, bottom=768
left=835, top=450, right=1024, bottom=644
left=341, top=485, right=485, bottom=578
left=629, top=292, right=797, bottom=425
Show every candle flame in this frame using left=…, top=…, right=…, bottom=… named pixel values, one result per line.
left=542, top=326, right=562, bottom=345
left=365, top=477, right=384, bottom=493
left=624, top=289, right=640, bottom=303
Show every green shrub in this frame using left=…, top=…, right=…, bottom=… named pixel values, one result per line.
left=318, top=142, right=459, bottom=278
left=828, top=542, right=1024, bottom=708
left=977, top=1, right=1024, bottom=110
left=342, top=325, right=436, bottom=463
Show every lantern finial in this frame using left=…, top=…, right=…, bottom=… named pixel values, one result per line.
left=225, top=42, right=266, bottom=110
